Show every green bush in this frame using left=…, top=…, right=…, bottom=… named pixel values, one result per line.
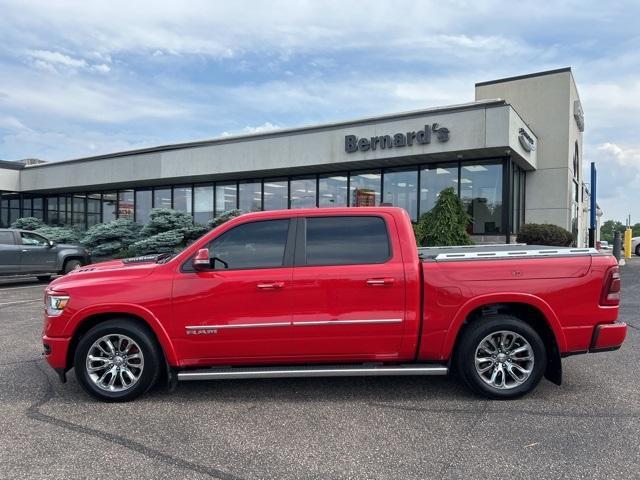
left=516, top=223, right=574, bottom=247
left=207, top=209, right=241, bottom=228
left=129, top=230, right=185, bottom=256
left=140, top=208, right=193, bottom=237
left=414, top=187, right=473, bottom=247
left=81, top=219, right=142, bottom=256
left=35, top=226, right=82, bottom=244
left=11, top=217, right=46, bottom=230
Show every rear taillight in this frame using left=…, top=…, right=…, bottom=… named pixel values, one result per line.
left=600, top=266, right=621, bottom=306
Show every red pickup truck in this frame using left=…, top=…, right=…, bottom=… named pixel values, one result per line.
left=42, top=207, right=626, bottom=402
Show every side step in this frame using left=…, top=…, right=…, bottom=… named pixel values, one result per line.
left=177, top=364, right=448, bottom=381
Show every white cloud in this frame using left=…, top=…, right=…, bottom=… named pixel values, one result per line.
left=219, top=122, right=281, bottom=138
left=26, top=49, right=87, bottom=68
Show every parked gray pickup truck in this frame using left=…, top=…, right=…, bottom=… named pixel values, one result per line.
left=0, top=229, right=91, bottom=281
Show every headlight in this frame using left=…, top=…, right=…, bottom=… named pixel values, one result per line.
left=45, top=294, right=69, bottom=316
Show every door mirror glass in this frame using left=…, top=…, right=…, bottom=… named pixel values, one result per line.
left=193, top=248, right=211, bottom=271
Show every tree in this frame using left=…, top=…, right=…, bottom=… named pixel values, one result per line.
left=81, top=219, right=142, bottom=256
left=600, top=220, right=625, bottom=243
left=11, top=217, right=45, bottom=230
left=414, top=187, right=473, bottom=247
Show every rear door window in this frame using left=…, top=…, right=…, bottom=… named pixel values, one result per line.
left=304, top=216, right=390, bottom=266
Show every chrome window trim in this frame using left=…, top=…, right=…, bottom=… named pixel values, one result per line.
left=292, top=318, right=402, bottom=326
left=185, top=318, right=403, bottom=331
left=185, top=322, right=290, bottom=331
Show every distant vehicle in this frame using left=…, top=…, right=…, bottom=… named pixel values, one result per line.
left=598, top=240, right=611, bottom=251
left=633, top=236, right=640, bottom=256
left=41, top=208, right=626, bottom=402
left=0, top=229, right=91, bottom=281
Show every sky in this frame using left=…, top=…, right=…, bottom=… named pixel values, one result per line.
left=0, top=0, right=638, bottom=221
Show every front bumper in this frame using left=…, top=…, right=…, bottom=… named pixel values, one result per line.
left=42, top=335, right=71, bottom=370
left=590, top=322, right=627, bottom=353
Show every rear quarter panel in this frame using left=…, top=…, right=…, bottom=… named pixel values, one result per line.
left=420, top=254, right=619, bottom=361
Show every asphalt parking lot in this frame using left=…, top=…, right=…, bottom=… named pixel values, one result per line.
left=0, top=261, right=638, bottom=480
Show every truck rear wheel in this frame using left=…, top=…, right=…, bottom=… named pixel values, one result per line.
left=73, top=319, right=161, bottom=402
left=455, top=314, right=547, bottom=399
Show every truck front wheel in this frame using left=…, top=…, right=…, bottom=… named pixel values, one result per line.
left=455, top=315, right=547, bottom=399
left=73, top=320, right=161, bottom=402
left=62, top=258, right=82, bottom=274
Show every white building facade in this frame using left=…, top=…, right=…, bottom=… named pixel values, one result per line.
left=0, top=68, right=588, bottom=245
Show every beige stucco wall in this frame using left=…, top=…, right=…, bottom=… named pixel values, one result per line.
left=475, top=69, right=585, bottom=245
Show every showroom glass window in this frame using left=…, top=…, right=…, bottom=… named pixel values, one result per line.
left=239, top=181, right=262, bottom=213
left=173, top=186, right=192, bottom=214
left=32, top=197, right=44, bottom=220
left=350, top=171, right=381, bottom=207
left=194, top=185, right=214, bottom=224
left=87, top=194, right=101, bottom=227
left=102, top=192, right=117, bottom=223
left=419, top=163, right=458, bottom=215
left=263, top=179, right=288, bottom=211
left=47, top=197, right=59, bottom=226
left=290, top=177, right=316, bottom=209
left=383, top=168, right=418, bottom=221
left=135, top=190, right=152, bottom=224
left=23, top=197, right=32, bottom=217
left=318, top=174, right=348, bottom=208
left=153, top=188, right=172, bottom=209
left=460, top=162, right=503, bottom=234
left=118, top=190, right=134, bottom=220
left=72, top=194, right=86, bottom=229
left=215, top=183, right=237, bottom=215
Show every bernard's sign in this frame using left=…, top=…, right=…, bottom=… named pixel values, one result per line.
left=345, top=123, right=450, bottom=153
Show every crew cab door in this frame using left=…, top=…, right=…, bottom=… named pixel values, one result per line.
left=172, top=218, right=296, bottom=363
left=18, top=231, right=57, bottom=273
left=290, top=214, right=406, bottom=360
left=0, top=231, right=22, bottom=274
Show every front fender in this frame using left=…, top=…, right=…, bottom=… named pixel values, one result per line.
left=64, top=303, right=179, bottom=366
left=441, top=292, right=568, bottom=359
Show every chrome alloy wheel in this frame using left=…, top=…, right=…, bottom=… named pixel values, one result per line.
left=85, top=334, right=144, bottom=392
left=474, top=330, right=534, bottom=390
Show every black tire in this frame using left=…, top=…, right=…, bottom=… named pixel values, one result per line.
left=37, top=275, right=52, bottom=282
left=73, top=319, right=162, bottom=402
left=63, top=258, right=82, bottom=274
left=635, top=244, right=640, bottom=257
left=455, top=314, right=547, bottom=399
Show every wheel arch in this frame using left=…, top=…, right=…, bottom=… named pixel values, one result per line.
left=446, top=295, right=565, bottom=386
left=65, top=308, right=178, bottom=373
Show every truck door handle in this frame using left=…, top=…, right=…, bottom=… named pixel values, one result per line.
left=366, top=278, right=395, bottom=286
left=257, top=282, right=285, bottom=290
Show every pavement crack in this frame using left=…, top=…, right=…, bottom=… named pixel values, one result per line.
left=369, top=401, right=640, bottom=419
left=27, top=361, right=246, bottom=480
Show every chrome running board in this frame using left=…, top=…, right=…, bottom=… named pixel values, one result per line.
left=177, top=364, right=448, bottom=381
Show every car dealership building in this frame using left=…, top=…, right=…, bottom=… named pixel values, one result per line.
left=0, top=67, right=588, bottom=245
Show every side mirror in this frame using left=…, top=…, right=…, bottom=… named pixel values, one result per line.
left=193, top=248, right=211, bottom=271
left=48, top=240, right=55, bottom=248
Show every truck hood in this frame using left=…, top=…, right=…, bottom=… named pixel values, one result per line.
left=48, top=256, right=162, bottom=290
